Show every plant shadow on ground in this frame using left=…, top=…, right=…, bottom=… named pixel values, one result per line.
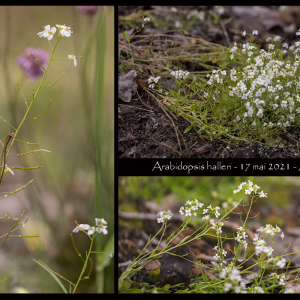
left=118, top=6, right=300, bottom=158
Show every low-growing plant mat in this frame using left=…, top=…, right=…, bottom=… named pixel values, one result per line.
left=118, top=7, right=300, bottom=158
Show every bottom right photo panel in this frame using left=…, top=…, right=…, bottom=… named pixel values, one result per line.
left=118, top=176, right=300, bottom=294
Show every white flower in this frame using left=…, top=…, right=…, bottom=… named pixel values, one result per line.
left=95, top=218, right=107, bottom=225
left=87, top=226, right=95, bottom=235
left=253, top=286, right=264, bottom=293
left=95, top=218, right=108, bottom=234
left=224, top=282, right=232, bottom=292
left=73, top=224, right=90, bottom=233
left=276, top=257, right=286, bottom=268
left=252, top=30, right=258, bottom=35
left=96, top=225, right=108, bottom=235
left=144, top=17, right=150, bottom=22
left=4, top=164, right=14, bottom=175
left=242, top=31, right=246, bottom=36
left=56, top=24, right=72, bottom=37
left=213, top=253, right=220, bottom=261
left=68, top=55, right=77, bottom=66
left=157, top=210, right=173, bottom=223
left=259, top=190, right=267, bottom=198
left=37, top=25, right=56, bottom=40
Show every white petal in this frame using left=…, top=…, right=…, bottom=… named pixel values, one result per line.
left=73, top=226, right=80, bottom=233
left=74, top=58, right=77, bottom=67
left=51, top=27, right=57, bottom=34
left=87, top=227, right=95, bottom=235
left=44, top=25, right=50, bottom=31
left=80, top=224, right=90, bottom=230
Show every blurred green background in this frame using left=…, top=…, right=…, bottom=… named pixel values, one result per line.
left=0, top=6, right=114, bottom=293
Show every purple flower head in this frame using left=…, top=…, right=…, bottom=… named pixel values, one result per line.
left=76, top=6, right=98, bottom=15
left=16, top=47, right=49, bottom=82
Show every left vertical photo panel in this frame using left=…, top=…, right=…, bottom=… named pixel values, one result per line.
left=0, top=6, right=114, bottom=293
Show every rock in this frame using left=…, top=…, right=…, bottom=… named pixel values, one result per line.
left=118, top=70, right=138, bottom=103
left=159, top=245, right=195, bottom=285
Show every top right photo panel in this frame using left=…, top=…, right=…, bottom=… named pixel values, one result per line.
left=118, top=6, right=300, bottom=158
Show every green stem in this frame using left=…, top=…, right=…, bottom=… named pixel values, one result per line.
left=73, top=235, right=94, bottom=293
left=5, top=38, right=59, bottom=160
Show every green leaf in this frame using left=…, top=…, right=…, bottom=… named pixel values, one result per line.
left=128, top=287, right=144, bottom=293
left=120, top=280, right=131, bottom=291
left=223, top=17, right=233, bottom=25
left=123, top=31, right=130, bottom=44
left=200, top=110, right=208, bottom=125
left=96, top=234, right=114, bottom=272
left=118, top=267, right=132, bottom=291
left=209, top=10, right=219, bottom=23
left=32, top=259, right=68, bottom=294
left=180, top=235, right=191, bottom=243
left=183, top=126, right=192, bottom=134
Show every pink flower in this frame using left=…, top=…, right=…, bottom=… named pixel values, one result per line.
left=16, top=47, right=49, bottom=81
left=76, top=6, right=98, bottom=15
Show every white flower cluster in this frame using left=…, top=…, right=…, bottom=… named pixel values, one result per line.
left=267, top=256, right=286, bottom=268
left=253, top=224, right=284, bottom=256
left=171, top=70, right=190, bottom=80
left=269, top=273, right=287, bottom=286
left=219, top=266, right=247, bottom=293
left=207, top=69, right=226, bottom=85
left=73, top=218, right=108, bottom=235
left=253, top=235, right=273, bottom=256
left=235, top=226, right=248, bottom=249
left=202, top=204, right=221, bottom=219
left=212, top=245, right=227, bottom=263
left=233, top=180, right=267, bottom=197
left=249, top=286, right=264, bottom=293
left=186, top=10, right=205, bottom=21
left=212, top=34, right=300, bottom=131
left=179, top=199, right=204, bottom=217
left=157, top=210, right=173, bottom=223
left=148, top=76, right=161, bottom=88
left=210, top=218, right=224, bottom=234
left=257, top=223, right=284, bottom=237
left=37, top=24, right=72, bottom=40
